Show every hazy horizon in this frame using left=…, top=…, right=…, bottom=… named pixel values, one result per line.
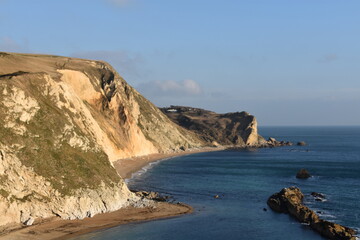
left=1, top=0, right=359, bottom=126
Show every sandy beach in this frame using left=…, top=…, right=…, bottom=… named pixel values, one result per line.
left=114, top=147, right=223, bottom=179
left=0, top=147, right=221, bottom=240
left=0, top=203, right=193, bottom=240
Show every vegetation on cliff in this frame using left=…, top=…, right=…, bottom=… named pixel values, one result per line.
left=160, top=105, right=265, bottom=146
left=0, top=52, right=205, bottom=226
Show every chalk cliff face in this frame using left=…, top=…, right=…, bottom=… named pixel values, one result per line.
left=0, top=52, right=203, bottom=226
left=0, top=52, right=266, bottom=227
left=160, top=106, right=266, bottom=146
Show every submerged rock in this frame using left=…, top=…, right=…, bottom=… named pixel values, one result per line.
left=311, top=192, right=326, bottom=199
left=311, top=192, right=326, bottom=202
left=296, top=169, right=311, bottom=179
left=267, top=187, right=356, bottom=240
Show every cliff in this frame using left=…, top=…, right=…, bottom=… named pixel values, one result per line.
left=160, top=106, right=266, bottom=146
left=0, top=52, right=204, bottom=226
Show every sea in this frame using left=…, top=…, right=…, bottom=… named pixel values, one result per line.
left=74, top=126, right=360, bottom=240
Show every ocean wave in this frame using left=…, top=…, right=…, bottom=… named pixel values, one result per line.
left=318, top=213, right=337, bottom=219
left=305, top=207, right=336, bottom=220
left=286, top=149, right=312, bottom=153
left=125, top=157, right=175, bottom=184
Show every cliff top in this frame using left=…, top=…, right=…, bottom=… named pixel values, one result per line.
left=160, top=106, right=262, bottom=146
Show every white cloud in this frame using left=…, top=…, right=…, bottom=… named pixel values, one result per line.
left=137, top=79, right=202, bottom=97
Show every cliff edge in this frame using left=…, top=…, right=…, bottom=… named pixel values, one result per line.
left=160, top=106, right=266, bottom=147
left=0, top=52, right=204, bottom=227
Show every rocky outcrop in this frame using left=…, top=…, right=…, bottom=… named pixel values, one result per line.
left=267, top=187, right=356, bottom=240
left=160, top=106, right=266, bottom=147
left=160, top=106, right=295, bottom=148
left=0, top=52, right=205, bottom=226
left=264, top=137, right=292, bottom=147
left=296, top=169, right=311, bottom=179
left=133, top=191, right=170, bottom=202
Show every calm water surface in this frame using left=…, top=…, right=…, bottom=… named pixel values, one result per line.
left=75, top=127, right=360, bottom=240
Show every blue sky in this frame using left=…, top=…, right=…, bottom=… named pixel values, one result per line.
left=1, top=0, right=359, bottom=126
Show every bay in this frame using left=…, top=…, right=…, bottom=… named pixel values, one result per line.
left=75, top=126, right=360, bottom=240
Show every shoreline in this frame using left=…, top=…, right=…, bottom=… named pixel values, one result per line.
left=0, top=147, right=221, bottom=240
left=0, top=202, right=193, bottom=240
left=114, top=146, right=224, bottom=179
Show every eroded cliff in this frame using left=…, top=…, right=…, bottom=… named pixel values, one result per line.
left=0, top=52, right=204, bottom=226
left=160, top=106, right=266, bottom=146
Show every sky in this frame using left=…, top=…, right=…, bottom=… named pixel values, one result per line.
left=1, top=0, right=359, bottom=126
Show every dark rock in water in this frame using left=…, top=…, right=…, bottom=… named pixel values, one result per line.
left=297, top=141, right=307, bottom=146
left=263, top=208, right=267, bottom=212
left=311, top=192, right=326, bottom=202
left=312, top=220, right=357, bottom=240
left=296, top=169, right=311, bottom=179
left=267, top=187, right=356, bottom=240
left=267, top=187, right=308, bottom=215
left=311, top=192, right=326, bottom=199
left=268, top=137, right=276, bottom=142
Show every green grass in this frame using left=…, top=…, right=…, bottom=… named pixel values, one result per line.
left=0, top=78, right=120, bottom=196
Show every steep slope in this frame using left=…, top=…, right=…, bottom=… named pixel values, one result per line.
left=160, top=106, right=266, bottom=146
left=0, top=52, right=204, bottom=226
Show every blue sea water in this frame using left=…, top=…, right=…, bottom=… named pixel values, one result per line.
left=75, top=127, right=360, bottom=240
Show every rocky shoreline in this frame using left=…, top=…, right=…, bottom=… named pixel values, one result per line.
left=0, top=148, right=215, bottom=239
left=267, top=187, right=357, bottom=240
left=226, top=137, right=294, bottom=150
left=0, top=202, right=192, bottom=240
